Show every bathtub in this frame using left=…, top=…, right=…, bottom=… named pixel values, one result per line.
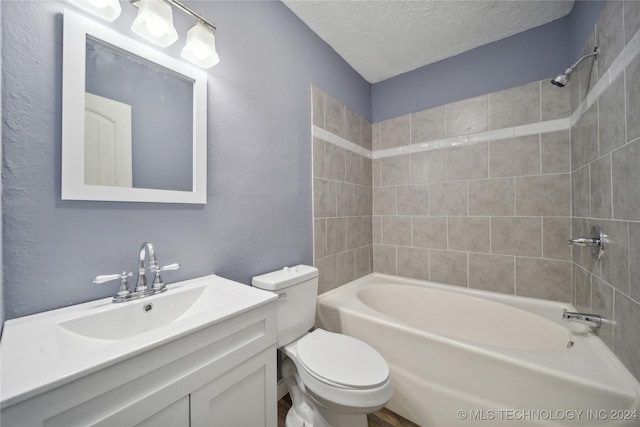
left=316, top=273, right=640, bottom=426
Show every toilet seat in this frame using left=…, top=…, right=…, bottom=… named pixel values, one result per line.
left=295, top=329, right=390, bottom=389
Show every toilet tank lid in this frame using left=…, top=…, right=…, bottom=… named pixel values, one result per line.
left=252, top=265, right=318, bottom=290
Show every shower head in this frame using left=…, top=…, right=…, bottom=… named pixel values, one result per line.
left=551, top=72, right=571, bottom=87
left=550, top=47, right=599, bottom=88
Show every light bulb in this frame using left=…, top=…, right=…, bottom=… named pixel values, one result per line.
left=146, top=19, right=166, bottom=38
left=88, top=0, right=109, bottom=8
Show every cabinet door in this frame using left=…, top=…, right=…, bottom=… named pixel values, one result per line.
left=191, top=347, right=276, bottom=427
left=135, top=396, right=189, bottom=427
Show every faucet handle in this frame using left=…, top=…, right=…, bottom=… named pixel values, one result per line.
left=160, top=263, right=181, bottom=271
left=93, top=271, right=133, bottom=299
left=150, top=263, right=180, bottom=292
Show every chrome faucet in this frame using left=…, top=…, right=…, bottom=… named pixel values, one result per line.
left=562, top=309, right=614, bottom=329
left=93, top=242, right=180, bottom=303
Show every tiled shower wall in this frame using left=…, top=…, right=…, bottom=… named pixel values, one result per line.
left=568, top=0, right=640, bottom=380
left=371, top=80, right=574, bottom=301
left=311, top=0, right=639, bottom=380
left=312, top=86, right=374, bottom=294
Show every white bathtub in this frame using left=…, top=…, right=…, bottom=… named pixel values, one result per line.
left=316, top=273, right=640, bottom=426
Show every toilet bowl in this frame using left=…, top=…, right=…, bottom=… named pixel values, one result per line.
left=252, top=266, right=392, bottom=427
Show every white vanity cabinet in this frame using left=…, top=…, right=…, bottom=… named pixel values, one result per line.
left=0, top=278, right=278, bottom=427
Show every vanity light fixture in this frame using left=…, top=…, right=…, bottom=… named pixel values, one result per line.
left=131, top=0, right=220, bottom=68
left=131, top=0, right=179, bottom=47
left=181, top=22, right=219, bottom=69
left=68, top=0, right=122, bottom=21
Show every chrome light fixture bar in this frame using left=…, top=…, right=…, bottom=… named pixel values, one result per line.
left=132, top=0, right=219, bottom=68
left=68, top=0, right=122, bottom=21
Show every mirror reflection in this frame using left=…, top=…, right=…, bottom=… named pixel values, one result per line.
left=84, top=37, right=194, bottom=192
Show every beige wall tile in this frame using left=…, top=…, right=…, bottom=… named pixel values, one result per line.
left=380, top=115, right=410, bottom=149
left=373, top=245, right=396, bottom=275
left=324, top=94, right=345, bottom=138
left=571, top=103, right=598, bottom=170
left=429, top=181, right=468, bottom=216
left=445, top=95, right=488, bottom=137
left=491, top=217, right=542, bottom=257
left=345, top=150, right=363, bottom=185
left=489, top=82, right=540, bottom=129
left=596, top=0, right=625, bottom=76
left=373, top=216, right=382, bottom=244
left=446, top=142, right=488, bottom=181
left=381, top=155, right=411, bottom=186
left=326, top=218, right=347, bottom=255
left=411, top=149, right=446, bottom=184
left=397, top=185, right=429, bottom=215
left=571, top=165, right=590, bottom=218
left=573, top=264, right=592, bottom=312
left=413, top=216, right=448, bottom=249
left=489, top=135, right=540, bottom=178
left=373, top=187, right=397, bottom=215
left=355, top=185, right=372, bottom=216
left=630, top=222, right=640, bottom=302
left=626, top=56, right=640, bottom=143
left=314, top=219, right=327, bottom=259
left=382, top=216, right=412, bottom=246
left=362, top=158, right=372, bottom=187
left=336, top=182, right=354, bottom=217
left=325, top=142, right=346, bottom=181
left=337, top=250, right=356, bottom=286
left=372, top=159, right=381, bottom=187
left=355, top=246, right=372, bottom=278
left=625, top=0, right=640, bottom=44
left=345, top=109, right=363, bottom=146
left=448, top=217, right=490, bottom=253
left=315, top=255, right=337, bottom=294
left=516, top=258, right=571, bottom=302
left=612, top=138, right=640, bottom=221
left=347, top=216, right=364, bottom=250
left=592, top=277, right=614, bottom=349
left=362, top=120, right=373, bottom=151
left=468, top=253, right=515, bottom=294
left=590, top=155, right=612, bottom=219
left=614, top=292, right=640, bottom=381
left=599, top=219, right=630, bottom=294
left=312, top=85, right=324, bottom=128
left=397, top=247, right=430, bottom=281
left=313, top=178, right=336, bottom=218
left=372, top=122, right=381, bottom=151
left=515, top=174, right=571, bottom=216
left=411, top=106, right=445, bottom=143
left=598, top=74, right=626, bottom=155
left=313, top=138, right=325, bottom=178
left=541, top=79, right=571, bottom=121
left=363, top=216, right=373, bottom=246
left=541, top=131, right=570, bottom=174
left=469, top=178, right=515, bottom=216
left=543, top=217, right=571, bottom=261
left=430, top=250, right=468, bottom=286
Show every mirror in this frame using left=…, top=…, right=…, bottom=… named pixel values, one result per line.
left=62, top=10, right=207, bottom=203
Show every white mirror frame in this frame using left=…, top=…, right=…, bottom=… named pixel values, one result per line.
left=62, top=10, right=207, bottom=204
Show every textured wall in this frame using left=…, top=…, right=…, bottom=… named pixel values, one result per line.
left=568, top=0, right=640, bottom=381
left=1, top=0, right=370, bottom=320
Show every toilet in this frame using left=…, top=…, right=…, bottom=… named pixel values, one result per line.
left=252, top=265, right=392, bottom=427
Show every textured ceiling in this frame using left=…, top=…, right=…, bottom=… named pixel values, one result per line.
left=283, top=0, right=575, bottom=83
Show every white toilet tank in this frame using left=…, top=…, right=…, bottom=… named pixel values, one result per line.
left=252, top=265, right=318, bottom=347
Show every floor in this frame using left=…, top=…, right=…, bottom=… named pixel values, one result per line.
left=278, top=394, right=419, bottom=427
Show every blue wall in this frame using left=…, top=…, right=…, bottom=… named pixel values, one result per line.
left=371, top=1, right=606, bottom=122
left=1, top=0, right=370, bottom=320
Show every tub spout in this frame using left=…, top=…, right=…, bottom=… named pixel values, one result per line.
left=562, top=309, right=614, bottom=329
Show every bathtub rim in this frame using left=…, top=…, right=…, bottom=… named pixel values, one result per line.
left=316, top=273, right=640, bottom=400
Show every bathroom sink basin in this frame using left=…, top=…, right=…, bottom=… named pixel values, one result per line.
left=59, top=284, right=206, bottom=340
left=0, top=274, right=277, bottom=406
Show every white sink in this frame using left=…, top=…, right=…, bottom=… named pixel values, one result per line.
left=0, top=274, right=277, bottom=407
